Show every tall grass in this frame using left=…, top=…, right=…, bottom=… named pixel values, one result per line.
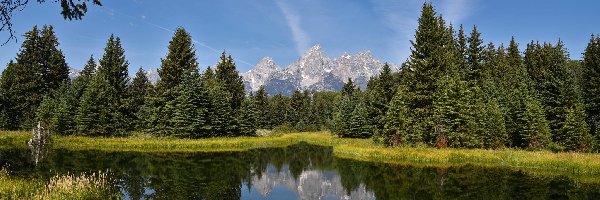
left=0, top=167, right=121, bottom=200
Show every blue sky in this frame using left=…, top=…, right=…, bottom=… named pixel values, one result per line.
left=1, top=0, right=599, bottom=74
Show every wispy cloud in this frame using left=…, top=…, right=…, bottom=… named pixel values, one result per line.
left=371, top=0, right=474, bottom=64
left=100, top=6, right=253, bottom=67
left=370, top=0, right=421, bottom=64
left=275, top=0, right=310, bottom=56
left=440, top=0, right=473, bottom=25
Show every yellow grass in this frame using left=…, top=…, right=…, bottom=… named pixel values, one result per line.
left=2, top=130, right=600, bottom=179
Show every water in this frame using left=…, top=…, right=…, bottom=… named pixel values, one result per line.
left=1, top=143, right=599, bottom=199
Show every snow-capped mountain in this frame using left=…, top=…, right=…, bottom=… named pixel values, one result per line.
left=69, top=68, right=80, bottom=80
left=242, top=44, right=392, bottom=95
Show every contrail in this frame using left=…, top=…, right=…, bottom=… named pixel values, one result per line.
left=100, top=6, right=254, bottom=67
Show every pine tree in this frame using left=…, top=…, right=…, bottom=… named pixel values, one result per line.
left=253, top=86, right=269, bottom=129
left=143, top=28, right=199, bottom=136
left=97, top=34, right=129, bottom=97
left=333, top=95, right=355, bottom=138
left=39, top=25, right=69, bottom=93
left=406, top=3, right=458, bottom=143
left=466, top=25, right=485, bottom=85
left=170, top=72, right=210, bottom=138
left=378, top=83, right=413, bottom=146
left=80, top=55, right=97, bottom=79
left=348, top=100, right=372, bottom=138
left=519, top=92, right=552, bottom=150
left=0, top=25, right=69, bottom=129
left=76, top=76, right=122, bottom=136
left=238, top=97, right=258, bottom=136
left=559, top=104, right=594, bottom=151
left=155, top=27, right=198, bottom=93
left=583, top=35, right=600, bottom=147
left=127, top=67, right=151, bottom=130
left=341, top=78, right=357, bottom=97
left=209, top=83, right=237, bottom=137
left=268, top=93, right=291, bottom=128
left=366, top=63, right=396, bottom=135
left=215, top=52, right=245, bottom=110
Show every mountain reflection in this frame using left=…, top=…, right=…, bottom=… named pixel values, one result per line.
left=1, top=142, right=599, bottom=199
left=250, top=164, right=375, bottom=199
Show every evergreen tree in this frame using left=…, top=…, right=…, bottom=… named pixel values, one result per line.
left=127, top=67, right=151, bottom=130
left=519, top=92, right=552, bottom=150
left=209, top=83, right=237, bottom=137
left=406, top=3, right=458, bottom=143
left=170, top=72, right=210, bottom=138
left=0, top=25, right=69, bottom=129
left=238, top=97, right=258, bottom=136
left=366, top=63, right=396, bottom=134
left=76, top=76, right=123, bottom=136
left=97, top=34, right=129, bottom=97
left=80, top=55, right=97, bottom=79
left=39, top=25, right=69, bottom=93
left=215, top=52, right=245, bottom=110
left=583, top=35, right=600, bottom=146
left=155, top=27, right=198, bottom=93
left=466, top=25, right=485, bottom=85
left=268, top=93, right=291, bottom=128
left=253, top=86, right=270, bottom=129
left=333, top=95, right=355, bottom=138
left=558, top=104, right=594, bottom=151
left=378, top=84, right=413, bottom=146
left=341, top=78, right=357, bottom=97
left=143, top=28, right=199, bottom=136
left=348, top=100, right=372, bottom=138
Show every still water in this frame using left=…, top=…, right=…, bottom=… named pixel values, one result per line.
left=1, top=142, right=599, bottom=199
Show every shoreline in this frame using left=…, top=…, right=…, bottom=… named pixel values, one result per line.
left=2, top=131, right=600, bottom=179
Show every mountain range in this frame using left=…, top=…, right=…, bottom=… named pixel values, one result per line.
left=241, top=44, right=394, bottom=96
left=68, top=44, right=392, bottom=96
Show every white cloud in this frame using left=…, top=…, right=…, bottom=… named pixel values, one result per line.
left=371, top=0, right=474, bottom=64
left=275, top=0, right=310, bottom=56
left=440, top=0, right=472, bottom=25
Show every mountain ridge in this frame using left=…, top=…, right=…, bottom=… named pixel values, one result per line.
left=242, top=44, right=394, bottom=95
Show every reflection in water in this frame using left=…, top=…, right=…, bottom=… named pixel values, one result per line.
left=251, top=164, right=375, bottom=200
left=0, top=142, right=599, bottom=199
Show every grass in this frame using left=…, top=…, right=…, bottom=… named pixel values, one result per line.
left=2, top=130, right=600, bottom=180
left=0, top=168, right=120, bottom=199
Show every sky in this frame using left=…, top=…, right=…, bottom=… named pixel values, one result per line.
left=1, top=0, right=600, bottom=74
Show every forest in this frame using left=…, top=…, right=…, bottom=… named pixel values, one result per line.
left=0, top=3, right=599, bottom=153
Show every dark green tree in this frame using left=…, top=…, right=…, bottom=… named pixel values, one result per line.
left=253, top=86, right=270, bottom=129
left=348, top=100, right=372, bottom=138
left=170, top=72, right=210, bottom=138
left=155, top=27, right=198, bottom=92
left=76, top=76, right=122, bottom=136
left=215, top=52, right=245, bottom=110
left=466, top=25, right=485, bottom=85
left=238, top=96, right=258, bottom=136
left=127, top=67, right=151, bottom=130
left=583, top=35, right=600, bottom=146
left=0, top=25, right=68, bottom=129
left=341, top=78, right=357, bottom=97
left=208, top=83, right=237, bottom=137
left=80, top=55, right=97, bottom=79
left=97, top=34, right=129, bottom=97
left=378, top=83, right=413, bottom=146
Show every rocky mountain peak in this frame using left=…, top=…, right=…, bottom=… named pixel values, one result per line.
left=242, top=45, right=395, bottom=95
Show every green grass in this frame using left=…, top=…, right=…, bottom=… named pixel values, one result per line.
left=3, top=130, right=600, bottom=181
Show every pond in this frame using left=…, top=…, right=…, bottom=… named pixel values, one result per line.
left=1, top=142, right=599, bottom=199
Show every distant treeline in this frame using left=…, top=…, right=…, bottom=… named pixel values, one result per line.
left=1, top=3, right=600, bottom=152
